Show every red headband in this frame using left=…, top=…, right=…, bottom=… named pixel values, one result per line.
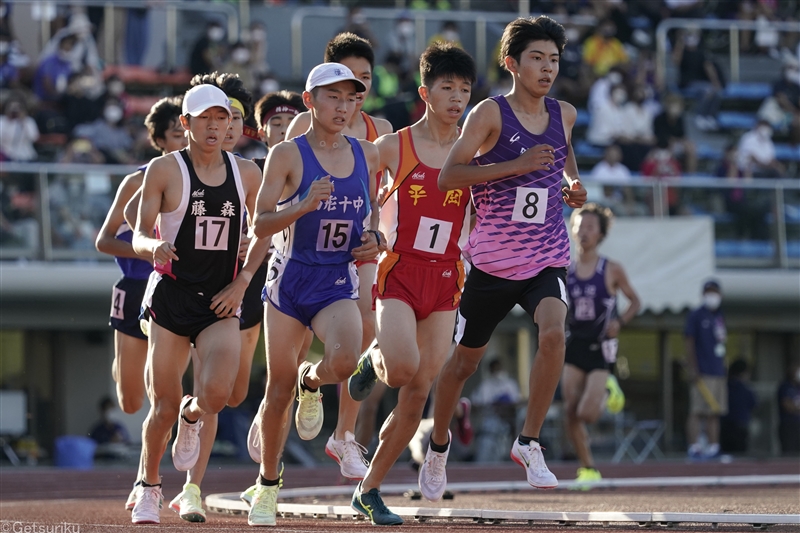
left=262, top=105, right=300, bottom=124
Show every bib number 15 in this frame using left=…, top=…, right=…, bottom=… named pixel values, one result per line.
left=511, top=187, right=547, bottom=224
left=316, top=219, right=353, bottom=252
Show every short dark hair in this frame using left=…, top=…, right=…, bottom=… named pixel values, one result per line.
left=190, top=71, right=254, bottom=119
left=499, top=15, right=566, bottom=69
left=729, top=359, right=749, bottom=378
left=419, top=41, right=476, bottom=87
left=254, top=90, right=306, bottom=129
left=571, top=202, right=614, bottom=237
left=144, top=96, right=183, bottom=151
left=324, top=32, right=374, bottom=70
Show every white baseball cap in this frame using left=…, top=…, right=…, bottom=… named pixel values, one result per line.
left=305, top=62, right=367, bottom=93
left=182, top=84, right=232, bottom=118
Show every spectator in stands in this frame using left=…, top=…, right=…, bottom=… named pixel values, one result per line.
left=220, top=41, right=255, bottom=92
left=586, top=83, right=627, bottom=146
left=0, top=177, right=39, bottom=249
left=388, top=11, right=416, bottom=75
left=777, top=363, right=800, bottom=456
left=62, top=72, right=105, bottom=131
left=428, top=20, right=462, bottom=48
left=642, top=139, right=682, bottom=215
left=72, top=97, right=134, bottom=164
left=654, top=93, right=697, bottom=174
left=471, top=358, right=521, bottom=408
left=33, top=33, right=76, bottom=105
left=684, top=279, right=728, bottom=460
left=553, top=22, right=591, bottom=104
left=672, top=28, right=724, bottom=131
left=737, top=119, right=785, bottom=178
left=582, top=18, right=628, bottom=78
left=587, top=67, right=626, bottom=114
left=59, top=137, right=104, bottom=164
left=619, top=84, right=656, bottom=171
left=0, top=96, right=39, bottom=162
left=39, top=12, right=101, bottom=76
left=89, top=396, right=130, bottom=446
left=189, top=20, right=226, bottom=76
left=758, top=60, right=800, bottom=145
left=124, top=7, right=148, bottom=65
left=0, top=30, right=19, bottom=88
left=589, top=144, right=632, bottom=184
left=339, top=6, right=379, bottom=49
left=720, top=359, right=756, bottom=454
left=248, top=21, right=269, bottom=77
left=716, top=144, right=770, bottom=241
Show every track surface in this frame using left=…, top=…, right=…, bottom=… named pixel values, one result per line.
left=1, top=459, right=798, bottom=532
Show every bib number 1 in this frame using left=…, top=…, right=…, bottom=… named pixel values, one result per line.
left=511, top=187, right=547, bottom=224
left=413, top=216, right=452, bottom=255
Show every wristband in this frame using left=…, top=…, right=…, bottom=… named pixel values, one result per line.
left=368, top=230, right=381, bottom=246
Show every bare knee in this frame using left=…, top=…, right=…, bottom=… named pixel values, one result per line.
left=152, top=396, right=180, bottom=425
left=227, top=388, right=247, bottom=408
left=383, top=360, right=417, bottom=389
left=326, top=351, right=359, bottom=382
left=118, top=393, right=143, bottom=415
left=576, top=404, right=602, bottom=424
left=452, top=352, right=482, bottom=381
left=538, top=326, right=565, bottom=356
left=202, top=382, right=235, bottom=414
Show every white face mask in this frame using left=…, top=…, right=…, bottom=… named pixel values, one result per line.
left=565, top=28, right=580, bottom=43
left=607, top=71, right=622, bottom=85
left=261, top=79, right=279, bottom=95
left=232, top=48, right=250, bottom=64
left=757, top=125, right=773, bottom=139
left=251, top=28, right=266, bottom=43
left=611, top=89, right=627, bottom=105
left=0, top=41, right=9, bottom=55
left=703, top=293, right=722, bottom=311
left=398, top=21, right=414, bottom=37
left=104, top=105, right=123, bottom=123
left=352, top=13, right=367, bottom=25
left=443, top=30, right=459, bottom=42
left=208, top=27, right=224, bottom=42
left=108, top=81, right=124, bottom=96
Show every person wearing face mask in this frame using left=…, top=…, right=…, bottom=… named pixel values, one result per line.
left=684, top=280, right=727, bottom=460
left=581, top=19, right=628, bottom=78
left=672, top=27, right=724, bottom=131
left=388, top=12, right=416, bottom=74
left=72, top=97, right=134, bottom=164
left=33, top=34, right=77, bottom=105
left=339, top=6, right=379, bottom=50
left=736, top=119, right=786, bottom=178
left=190, top=21, right=226, bottom=76
left=221, top=42, right=255, bottom=91
left=777, top=363, right=800, bottom=456
left=758, top=61, right=800, bottom=146
left=0, top=30, right=19, bottom=88
left=653, top=93, right=697, bottom=174
left=0, top=97, right=39, bottom=162
left=586, top=83, right=627, bottom=147
left=428, top=21, right=462, bottom=49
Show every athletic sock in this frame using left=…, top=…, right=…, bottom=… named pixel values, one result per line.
left=299, top=365, right=318, bottom=393
left=429, top=435, right=450, bottom=453
left=141, top=479, right=162, bottom=488
left=259, top=475, right=280, bottom=487
left=518, top=434, right=539, bottom=446
left=181, top=398, right=198, bottom=424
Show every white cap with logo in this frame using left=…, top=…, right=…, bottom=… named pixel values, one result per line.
left=182, top=84, right=232, bottom=118
left=305, top=63, right=367, bottom=93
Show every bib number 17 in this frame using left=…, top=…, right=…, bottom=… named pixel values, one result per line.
left=511, top=187, right=547, bottom=224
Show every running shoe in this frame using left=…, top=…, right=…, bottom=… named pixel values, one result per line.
left=605, top=375, right=625, bottom=414
left=169, top=482, right=206, bottom=523
left=351, top=481, right=404, bottom=525
left=572, top=467, right=602, bottom=490
left=248, top=400, right=264, bottom=463
left=325, top=431, right=369, bottom=479
left=247, top=484, right=279, bottom=527
left=125, top=480, right=141, bottom=511
left=240, top=484, right=257, bottom=507
left=417, top=431, right=451, bottom=502
left=172, top=395, right=203, bottom=471
left=131, top=484, right=163, bottom=525
left=295, top=361, right=323, bottom=440
left=510, top=439, right=558, bottom=488
left=455, top=397, right=474, bottom=445
left=348, top=339, right=379, bottom=401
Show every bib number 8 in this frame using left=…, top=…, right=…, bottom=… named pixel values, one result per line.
left=413, top=216, right=452, bottom=255
left=195, top=216, right=230, bottom=250
left=511, top=187, right=547, bottom=224
left=316, top=219, right=353, bottom=252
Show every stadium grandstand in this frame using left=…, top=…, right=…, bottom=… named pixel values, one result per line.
left=0, top=0, right=797, bottom=469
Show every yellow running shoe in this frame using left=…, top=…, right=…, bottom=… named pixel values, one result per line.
left=169, top=482, right=206, bottom=523
left=573, top=467, right=602, bottom=490
left=606, top=374, right=625, bottom=414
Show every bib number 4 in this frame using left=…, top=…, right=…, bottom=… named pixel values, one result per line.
left=511, top=187, right=547, bottom=224
left=316, top=219, right=353, bottom=252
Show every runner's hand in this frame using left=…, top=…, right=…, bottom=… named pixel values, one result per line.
left=153, top=241, right=178, bottom=266
left=302, top=176, right=333, bottom=213
left=562, top=180, right=586, bottom=208
left=518, top=144, right=555, bottom=173
left=210, top=277, right=247, bottom=318
left=351, top=230, right=384, bottom=261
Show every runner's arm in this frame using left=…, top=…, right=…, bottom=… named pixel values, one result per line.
left=96, top=171, right=144, bottom=259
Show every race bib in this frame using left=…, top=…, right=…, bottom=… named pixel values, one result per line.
left=195, top=216, right=230, bottom=250
left=413, top=216, right=452, bottom=255
left=511, top=187, right=547, bottom=224
left=316, top=219, right=353, bottom=252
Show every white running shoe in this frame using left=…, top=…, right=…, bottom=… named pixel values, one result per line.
left=172, top=395, right=203, bottom=471
left=248, top=399, right=264, bottom=463
left=325, top=431, right=369, bottom=479
left=131, top=484, right=163, bottom=524
left=169, top=482, right=206, bottom=523
left=510, top=439, right=558, bottom=488
left=295, top=361, right=323, bottom=441
left=125, top=481, right=141, bottom=511
left=247, top=484, right=279, bottom=526
left=240, top=484, right=257, bottom=507
left=418, top=431, right=450, bottom=502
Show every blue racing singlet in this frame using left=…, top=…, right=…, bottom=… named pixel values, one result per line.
left=114, top=164, right=152, bottom=280
left=272, top=134, right=371, bottom=266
